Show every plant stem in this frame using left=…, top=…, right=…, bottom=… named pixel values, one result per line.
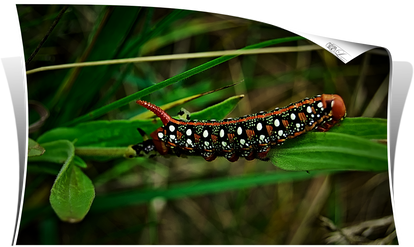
left=75, top=147, right=128, bottom=157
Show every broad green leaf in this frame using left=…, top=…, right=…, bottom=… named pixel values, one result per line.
left=50, top=159, right=95, bottom=222
left=267, top=132, right=388, bottom=172
left=329, top=117, right=387, bottom=139
left=26, top=140, right=95, bottom=222
left=28, top=138, right=45, bottom=157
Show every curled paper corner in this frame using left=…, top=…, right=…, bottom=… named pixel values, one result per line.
left=295, top=32, right=378, bottom=63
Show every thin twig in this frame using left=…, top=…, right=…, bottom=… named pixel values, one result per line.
left=28, top=100, right=49, bottom=133
left=26, top=45, right=322, bottom=75
left=26, top=6, right=69, bottom=66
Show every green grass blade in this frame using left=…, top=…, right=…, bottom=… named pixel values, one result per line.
left=184, top=95, right=244, bottom=121
left=119, top=9, right=187, bottom=58
left=53, top=6, right=141, bottom=126
left=91, top=169, right=332, bottom=212
left=64, top=36, right=304, bottom=127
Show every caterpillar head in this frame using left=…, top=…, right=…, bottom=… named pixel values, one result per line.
left=129, top=127, right=168, bottom=158
left=130, top=139, right=158, bottom=158
left=322, top=94, right=346, bottom=122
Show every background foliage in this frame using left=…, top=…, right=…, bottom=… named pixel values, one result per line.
left=18, top=5, right=394, bottom=244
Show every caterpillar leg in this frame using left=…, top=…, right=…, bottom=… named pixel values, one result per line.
left=225, top=152, right=240, bottom=162
left=201, top=151, right=217, bottom=162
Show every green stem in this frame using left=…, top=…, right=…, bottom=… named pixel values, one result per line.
left=75, top=147, right=128, bottom=157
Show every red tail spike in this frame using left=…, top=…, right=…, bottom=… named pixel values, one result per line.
left=136, top=100, right=171, bottom=125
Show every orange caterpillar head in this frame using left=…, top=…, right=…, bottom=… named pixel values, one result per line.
left=321, top=94, right=346, bottom=123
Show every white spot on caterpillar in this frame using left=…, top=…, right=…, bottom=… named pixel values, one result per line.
left=331, top=100, right=335, bottom=107
left=257, top=122, right=263, bottom=131
left=290, top=113, right=296, bottom=120
left=222, top=141, right=227, bottom=147
left=169, top=125, right=175, bottom=132
left=274, top=119, right=280, bottom=127
left=187, top=139, right=192, bottom=145
left=240, top=139, right=246, bottom=145
left=204, top=141, right=209, bottom=147
left=186, top=129, right=192, bottom=136
left=278, top=130, right=284, bottom=136
left=220, top=129, right=225, bottom=138
left=296, top=123, right=301, bottom=129
left=237, top=126, right=243, bottom=135
left=158, top=132, right=164, bottom=139
left=259, top=134, right=265, bottom=141
left=170, top=134, right=176, bottom=140
left=317, top=102, right=323, bottom=108
left=307, top=106, right=312, bottom=114
left=203, top=129, right=209, bottom=138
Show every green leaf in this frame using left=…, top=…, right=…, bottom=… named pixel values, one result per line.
left=73, top=155, right=87, bottom=168
left=27, top=140, right=95, bottom=222
left=329, top=117, right=387, bottom=139
left=28, top=140, right=75, bottom=164
left=38, top=120, right=145, bottom=147
left=50, top=159, right=95, bottom=222
left=28, top=138, right=45, bottom=157
left=37, top=95, right=244, bottom=149
left=27, top=140, right=76, bottom=176
left=267, top=131, right=388, bottom=172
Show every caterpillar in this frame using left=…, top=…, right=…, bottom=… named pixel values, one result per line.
left=131, top=94, right=346, bottom=162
